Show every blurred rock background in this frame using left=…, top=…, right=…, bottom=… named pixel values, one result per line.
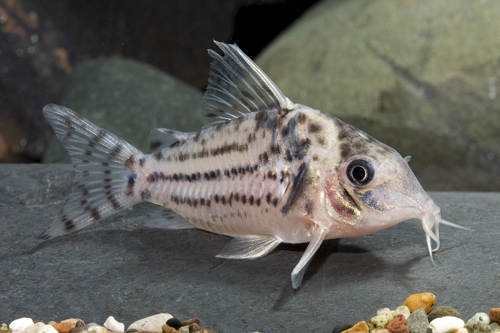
left=1, top=0, right=500, bottom=191
left=0, top=0, right=319, bottom=163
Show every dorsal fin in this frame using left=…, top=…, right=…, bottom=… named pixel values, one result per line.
left=202, top=41, right=294, bottom=122
left=149, top=128, right=193, bottom=152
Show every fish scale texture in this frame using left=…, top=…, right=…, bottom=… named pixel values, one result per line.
left=1, top=163, right=499, bottom=333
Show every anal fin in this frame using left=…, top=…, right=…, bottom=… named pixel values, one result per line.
left=216, top=235, right=281, bottom=259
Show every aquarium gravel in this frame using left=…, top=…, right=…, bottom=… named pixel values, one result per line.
left=3, top=293, right=499, bottom=333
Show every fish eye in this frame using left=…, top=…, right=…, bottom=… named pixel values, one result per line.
left=347, top=159, right=374, bottom=186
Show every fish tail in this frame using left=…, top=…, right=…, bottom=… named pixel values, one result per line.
left=39, top=104, right=144, bottom=241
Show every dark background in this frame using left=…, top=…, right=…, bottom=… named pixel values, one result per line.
left=0, top=0, right=321, bottom=163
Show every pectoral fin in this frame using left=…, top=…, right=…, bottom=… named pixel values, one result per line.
left=291, top=225, right=328, bottom=289
left=216, top=235, right=281, bottom=259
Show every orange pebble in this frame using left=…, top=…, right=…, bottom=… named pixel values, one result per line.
left=491, top=308, right=500, bottom=323
left=52, top=322, right=72, bottom=333
left=403, top=292, right=436, bottom=313
left=340, top=321, right=369, bottom=333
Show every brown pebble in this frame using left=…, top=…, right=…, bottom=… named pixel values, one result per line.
left=61, top=319, right=85, bottom=328
left=161, top=325, right=179, bottom=333
left=53, top=323, right=72, bottom=333
left=428, top=306, right=462, bottom=322
left=491, top=308, right=500, bottom=323
left=180, top=319, right=200, bottom=327
left=188, top=324, right=201, bottom=333
left=386, top=314, right=409, bottom=333
left=403, top=292, right=436, bottom=313
left=68, top=328, right=82, bottom=333
left=340, top=321, right=369, bottom=333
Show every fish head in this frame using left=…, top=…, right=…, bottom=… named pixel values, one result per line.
left=322, top=120, right=444, bottom=261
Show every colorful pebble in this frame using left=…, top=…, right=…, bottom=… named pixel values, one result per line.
left=340, top=321, right=369, bottom=333
left=396, top=306, right=410, bottom=320
left=429, top=316, right=465, bottom=333
left=378, top=308, right=391, bottom=315
left=386, top=314, right=409, bottom=333
left=103, top=316, right=124, bottom=333
left=403, top=292, right=436, bottom=314
left=9, top=318, right=35, bottom=332
left=127, top=314, right=174, bottom=332
left=407, top=308, right=429, bottom=333
left=51, top=323, right=72, bottom=333
left=368, top=311, right=398, bottom=330
left=428, top=306, right=462, bottom=322
left=165, top=319, right=181, bottom=331
left=179, top=318, right=199, bottom=327
left=465, top=312, right=491, bottom=333
left=491, top=308, right=500, bottom=324
left=161, top=324, right=178, bottom=333
left=490, top=322, right=500, bottom=333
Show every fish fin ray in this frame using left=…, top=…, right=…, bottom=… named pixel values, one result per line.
left=149, top=128, right=193, bottom=152
left=216, top=235, right=281, bottom=259
left=39, top=104, right=143, bottom=241
left=202, top=41, right=294, bottom=122
left=291, top=225, right=328, bottom=289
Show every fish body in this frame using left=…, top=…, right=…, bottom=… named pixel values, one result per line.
left=41, top=42, right=464, bottom=288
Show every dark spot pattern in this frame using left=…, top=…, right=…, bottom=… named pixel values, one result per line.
left=140, top=189, right=152, bottom=200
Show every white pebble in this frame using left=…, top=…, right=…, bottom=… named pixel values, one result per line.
left=456, top=328, right=468, bottom=333
left=23, top=323, right=57, bottom=333
left=127, top=313, right=173, bottom=332
left=38, top=324, right=58, bottom=333
left=466, top=312, right=490, bottom=325
left=429, top=316, right=465, bottom=333
left=86, top=325, right=108, bottom=333
left=10, top=318, right=34, bottom=331
left=377, top=308, right=391, bottom=315
left=490, top=322, right=500, bottom=333
left=24, top=323, right=44, bottom=333
left=104, top=316, right=124, bottom=332
left=396, top=305, right=410, bottom=319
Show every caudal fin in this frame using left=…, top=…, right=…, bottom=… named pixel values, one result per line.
left=39, top=104, right=144, bottom=241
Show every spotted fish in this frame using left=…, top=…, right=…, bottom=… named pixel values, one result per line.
left=41, top=41, right=466, bottom=288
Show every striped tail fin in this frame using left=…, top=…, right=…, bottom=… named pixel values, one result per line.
left=39, top=104, right=144, bottom=241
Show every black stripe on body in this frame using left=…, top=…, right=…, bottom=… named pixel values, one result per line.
left=144, top=164, right=261, bottom=183
left=281, top=162, right=309, bottom=215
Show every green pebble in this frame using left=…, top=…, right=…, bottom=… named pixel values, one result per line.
left=428, top=306, right=463, bottom=322
left=368, top=310, right=398, bottom=330
left=465, top=312, right=491, bottom=333
left=407, top=308, right=430, bottom=333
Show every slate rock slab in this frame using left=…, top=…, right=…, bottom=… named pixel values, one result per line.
left=256, top=0, right=500, bottom=191
left=0, top=164, right=499, bottom=333
left=43, top=58, right=209, bottom=163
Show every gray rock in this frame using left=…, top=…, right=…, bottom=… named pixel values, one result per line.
left=1, top=164, right=500, bottom=332
left=43, top=58, right=209, bottom=163
left=408, top=308, right=430, bottom=333
left=256, top=0, right=500, bottom=191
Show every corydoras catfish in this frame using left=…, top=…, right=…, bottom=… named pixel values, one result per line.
left=40, top=41, right=466, bottom=288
